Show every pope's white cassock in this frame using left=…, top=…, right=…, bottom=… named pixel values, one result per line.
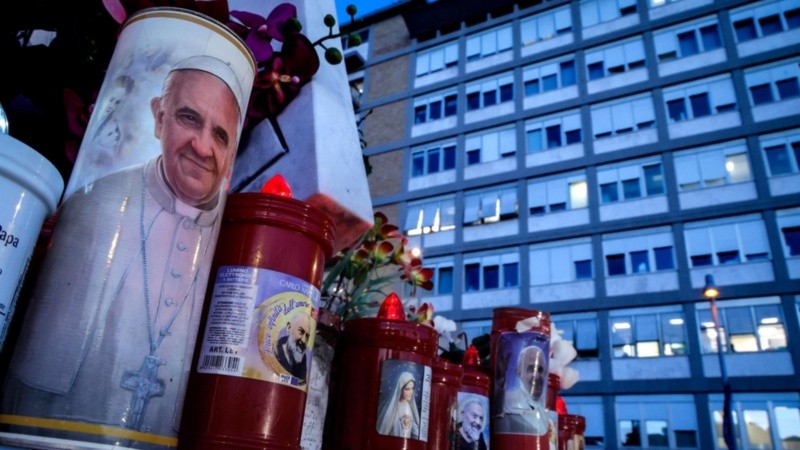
left=3, top=155, right=221, bottom=440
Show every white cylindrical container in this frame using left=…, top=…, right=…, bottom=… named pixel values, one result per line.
left=0, top=134, right=63, bottom=350
left=0, top=7, right=255, bottom=450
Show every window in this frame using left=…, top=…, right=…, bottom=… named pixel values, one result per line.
left=411, top=143, right=456, bottom=177
left=618, top=396, right=698, bottom=449
left=404, top=196, right=456, bottom=236
left=585, top=37, right=646, bottom=80
left=711, top=393, right=800, bottom=450
left=413, top=89, right=458, bottom=124
left=503, top=262, right=519, bottom=288
left=761, top=129, right=800, bottom=176
left=526, top=110, right=582, bottom=153
left=581, top=0, right=638, bottom=28
left=530, top=238, right=593, bottom=285
left=575, top=260, right=593, bottom=279
left=777, top=208, right=800, bottom=256
left=663, top=75, right=738, bottom=122
left=776, top=406, right=800, bottom=450
left=592, top=94, right=656, bottom=139
left=783, top=226, right=800, bottom=256
left=689, top=93, right=711, bottom=117
left=744, top=59, right=800, bottom=106
left=552, top=314, right=599, bottom=358
left=465, top=263, right=480, bottom=292
left=597, top=159, right=665, bottom=204
left=611, top=307, right=687, bottom=358
left=603, top=228, right=675, bottom=276
left=465, top=126, right=516, bottom=166
left=730, top=0, right=800, bottom=43
left=607, top=254, right=626, bottom=275
left=777, top=77, right=800, bottom=99
left=674, top=141, right=753, bottom=191
left=466, top=24, right=513, bottom=61
left=520, top=6, right=572, bottom=45
left=685, top=216, right=771, bottom=268
left=465, top=72, right=514, bottom=111
left=463, top=184, right=518, bottom=226
left=734, top=18, right=758, bottom=42
left=463, top=250, right=520, bottom=292
left=622, top=178, right=642, bottom=200
left=415, top=41, right=458, bottom=77
left=561, top=396, right=606, bottom=446
left=523, top=58, right=577, bottom=97
left=697, top=298, right=787, bottom=353
left=654, top=246, right=675, bottom=270
left=437, top=266, right=453, bottom=294
left=759, top=14, right=784, bottom=35
left=528, top=172, right=589, bottom=216
left=654, top=17, right=723, bottom=62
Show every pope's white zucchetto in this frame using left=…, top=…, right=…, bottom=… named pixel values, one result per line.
left=170, top=55, right=249, bottom=119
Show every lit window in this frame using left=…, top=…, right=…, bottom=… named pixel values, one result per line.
left=744, top=410, right=772, bottom=449
left=569, top=181, right=588, bottom=209
left=776, top=407, right=800, bottom=449
left=620, top=420, right=641, bottom=446
left=646, top=420, right=669, bottom=447
left=612, top=309, right=687, bottom=358
left=697, top=300, right=787, bottom=353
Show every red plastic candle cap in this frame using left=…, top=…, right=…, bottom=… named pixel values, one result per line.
left=557, top=395, right=568, bottom=414
left=261, top=174, right=293, bottom=197
left=463, top=345, right=481, bottom=366
left=377, top=292, right=406, bottom=321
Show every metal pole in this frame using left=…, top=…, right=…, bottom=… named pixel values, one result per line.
left=709, top=292, right=736, bottom=450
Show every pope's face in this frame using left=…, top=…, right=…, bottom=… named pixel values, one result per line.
left=518, top=347, right=546, bottom=399
left=151, top=70, right=239, bottom=207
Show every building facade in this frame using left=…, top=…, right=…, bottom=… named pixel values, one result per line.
left=341, top=0, right=800, bottom=448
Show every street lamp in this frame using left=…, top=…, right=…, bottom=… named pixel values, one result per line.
left=704, top=274, right=736, bottom=450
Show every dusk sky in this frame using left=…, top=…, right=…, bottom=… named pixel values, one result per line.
left=335, top=0, right=401, bottom=26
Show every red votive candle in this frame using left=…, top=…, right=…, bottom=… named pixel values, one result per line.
left=178, top=192, right=334, bottom=449
left=325, top=316, right=439, bottom=449
left=558, top=414, right=585, bottom=450
left=456, top=350, right=491, bottom=450
left=428, top=358, right=463, bottom=450
left=491, top=307, right=552, bottom=450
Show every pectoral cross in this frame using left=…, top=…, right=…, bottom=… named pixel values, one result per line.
left=121, top=354, right=166, bottom=430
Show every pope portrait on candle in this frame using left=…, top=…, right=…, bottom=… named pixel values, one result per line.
left=2, top=54, right=247, bottom=440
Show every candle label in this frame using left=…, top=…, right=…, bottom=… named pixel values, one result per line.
left=197, top=265, right=319, bottom=392
left=549, top=410, right=559, bottom=450
left=375, top=359, right=432, bottom=442
left=456, top=392, right=491, bottom=449
left=493, top=331, right=550, bottom=440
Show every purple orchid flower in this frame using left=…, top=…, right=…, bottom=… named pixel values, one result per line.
left=229, top=3, right=297, bottom=64
left=247, top=32, right=320, bottom=127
